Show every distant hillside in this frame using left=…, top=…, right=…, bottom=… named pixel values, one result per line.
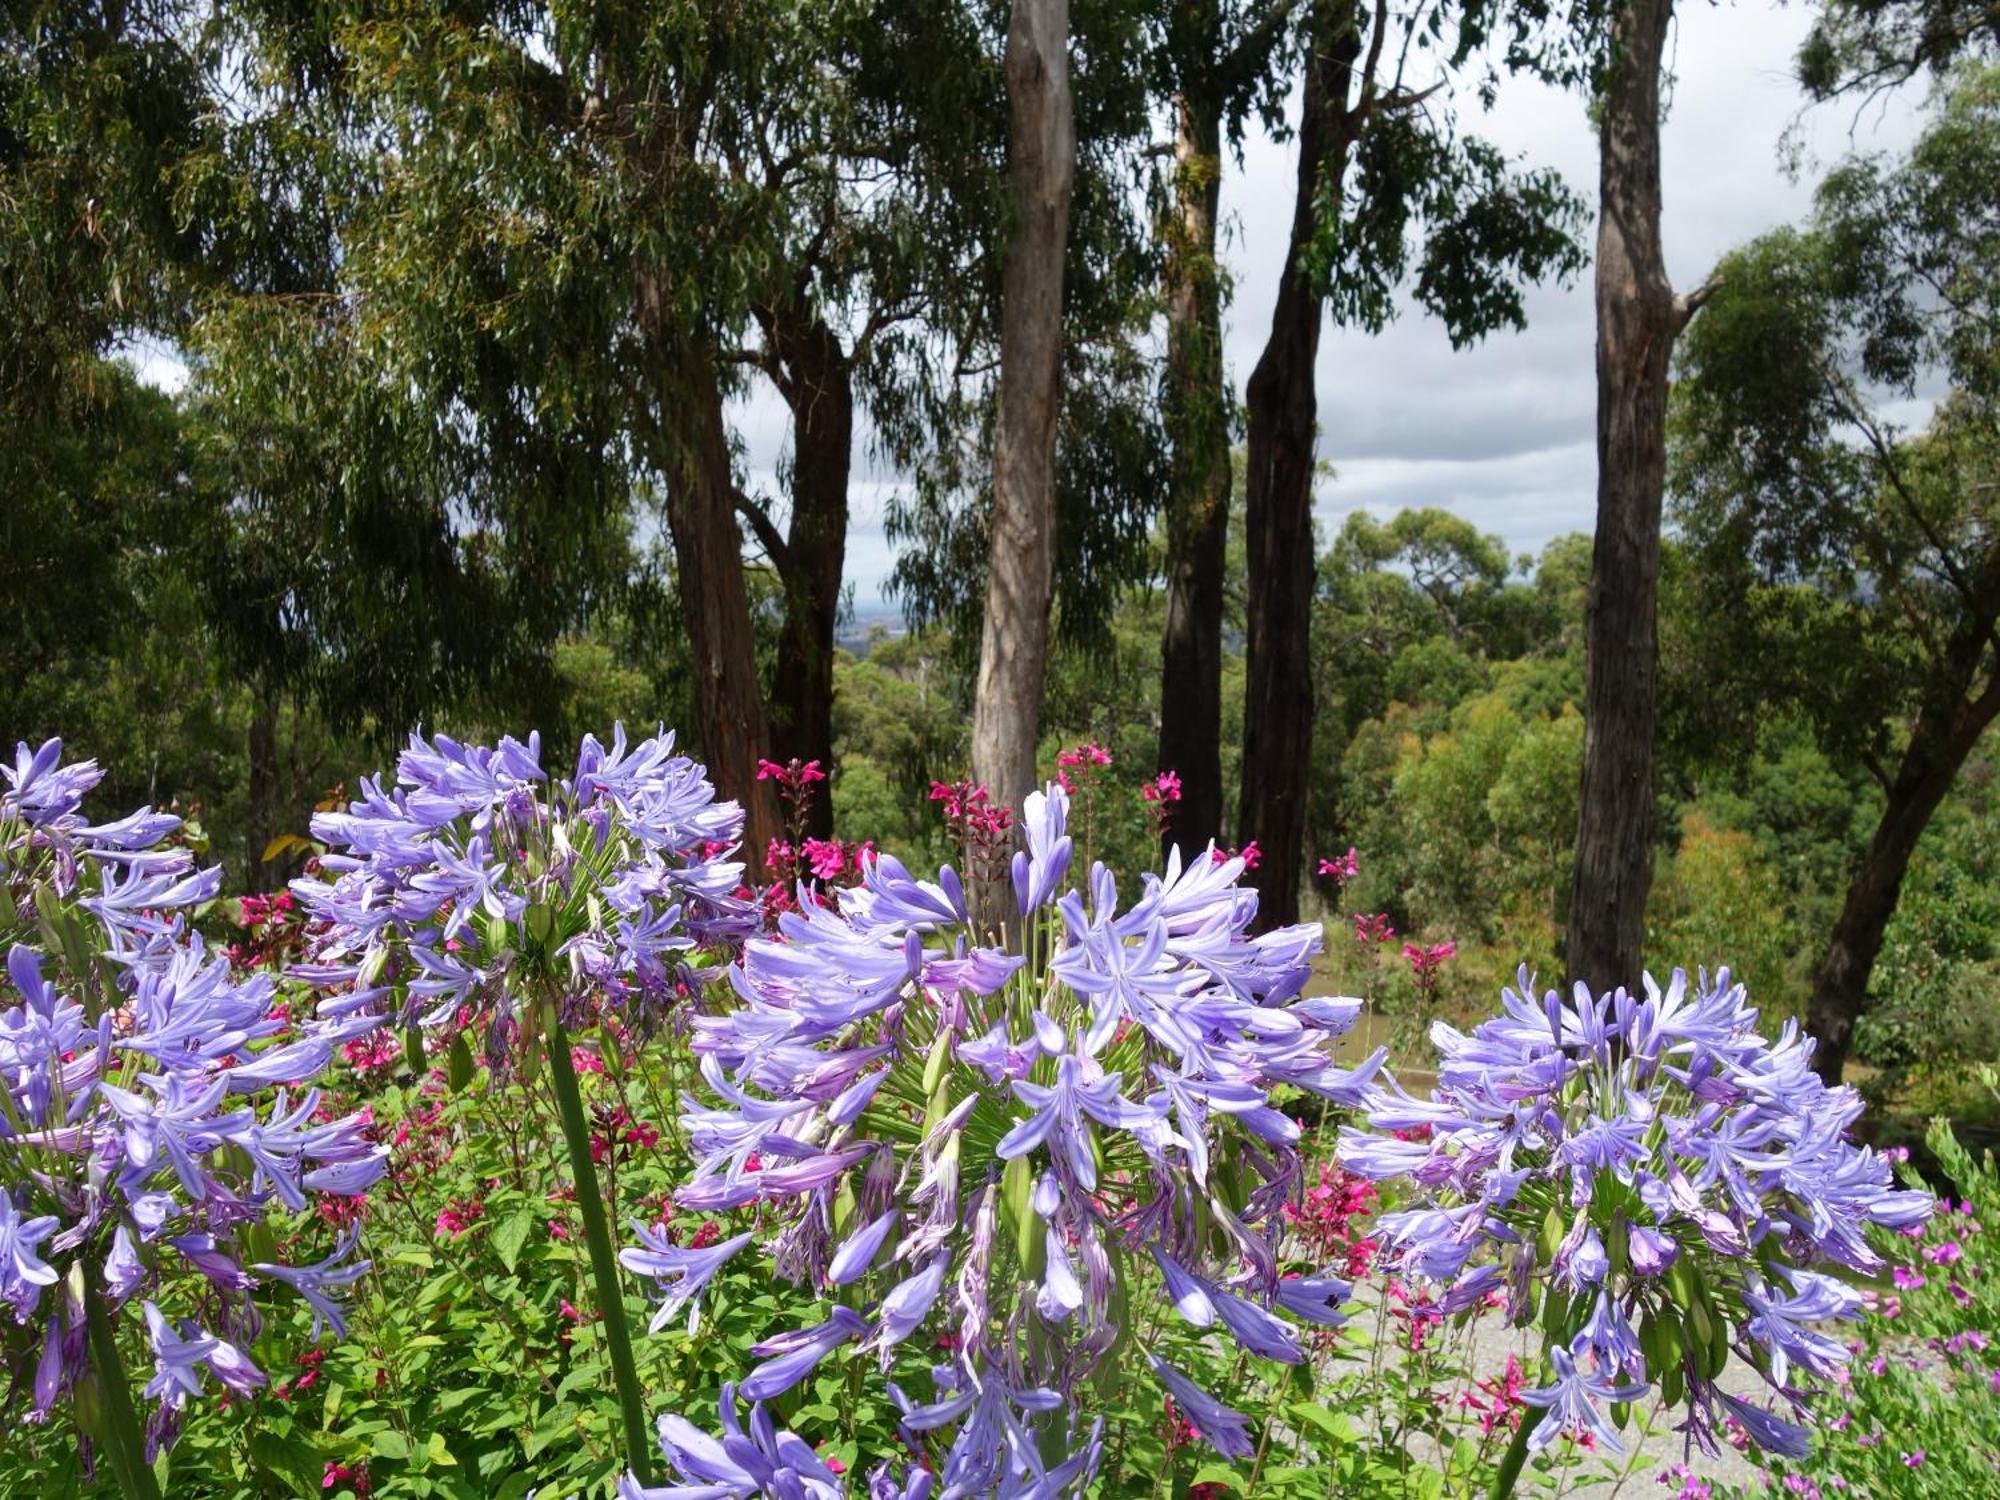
left=836, top=606, right=907, bottom=657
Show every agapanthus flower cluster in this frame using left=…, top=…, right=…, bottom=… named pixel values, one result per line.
left=1338, top=967, right=1934, bottom=1462
left=624, top=782, right=1387, bottom=1495
left=293, top=726, right=752, bottom=1054
left=0, top=739, right=384, bottom=1451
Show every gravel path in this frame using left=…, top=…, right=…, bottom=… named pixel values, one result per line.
left=1328, top=1286, right=1770, bottom=1497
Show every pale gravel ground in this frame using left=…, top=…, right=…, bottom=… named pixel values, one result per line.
left=1328, top=1281, right=1771, bottom=1497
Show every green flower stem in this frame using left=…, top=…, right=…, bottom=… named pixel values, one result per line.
left=83, top=1284, right=161, bottom=1500
left=543, top=1010, right=659, bottom=1485
left=1487, top=1402, right=1546, bottom=1500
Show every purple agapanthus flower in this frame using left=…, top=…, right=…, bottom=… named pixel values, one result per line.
left=619, top=1224, right=753, bottom=1334
left=641, top=777, right=1362, bottom=1478
left=1338, top=965, right=1934, bottom=1461
left=1520, top=1345, right=1648, bottom=1454
left=1, top=740, right=386, bottom=1444
left=293, top=724, right=752, bottom=1048
left=1149, top=1355, right=1255, bottom=1459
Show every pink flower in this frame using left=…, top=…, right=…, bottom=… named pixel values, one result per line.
left=1402, top=941, right=1457, bottom=977
left=435, top=1196, right=484, bottom=1238
left=1207, top=840, right=1261, bottom=870
left=1316, top=848, right=1360, bottom=884
left=802, top=838, right=850, bottom=882
left=1655, top=1464, right=1712, bottom=1499
left=1904, top=1451, right=1926, bottom=1468
left=1142, top=770, right=1183, bottom=803
left=1055, top=742, right=1112, bottom=771
left=324, top=1460, right=372, bottom=1495
left=1353, top=912, right=1396, bottom=944
left=1925, top=1240, right=1963, bottom=1265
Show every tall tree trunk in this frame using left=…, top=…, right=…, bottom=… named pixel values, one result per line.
left=1157, top=86, right=1232, bottom=858
left=635, top=289, right=783, bottom=857
left=760, top=306, right=852, bottom=842
left=1808, top=646, right=2000, bottom=1083
left=971, top=0, right=1075, bottom=829
left=1239, top=11, right=1357, bottom=928
left=1566, top=0, right=1678, bottom=993
left=246, top=694, right=282, bottom=892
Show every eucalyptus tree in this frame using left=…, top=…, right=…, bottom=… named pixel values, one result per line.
left=1150, top=1, right=1298, bottom=856
left=1671, top=64, right=2000, bottom=1082
left=723, top=4, right=1000, bottom=837
left=0, top=0, right=217, bottom=407
left=1573, top=0, right=1992, bottom=996
left=2, top=0, right=515, bottom=878
left=1799, top=0, right=1999, bottom=103
left=1236, top=0, right=1585, bottom=926
left=970, top=0, right=1078, bottom=832
left=200, top=0, right=1012, bottom=853
left=1560, top=0, right=1727, bottom=994
left=881, top=1, right=1163, bottom=762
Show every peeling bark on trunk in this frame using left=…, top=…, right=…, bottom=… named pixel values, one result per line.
left=636, top=287, right=783, bottom=857
left=762, top=306, right=852, bottom=842
left=1808, top=639, right=2000, bottom=1083
left=1157, top=89, right=1232, bottom=859
left=971, top=0, right=1075, bottom=832
left=1567, top=0, right=1678, bottom=993
left=1239, top=14, right=1358, bottom=929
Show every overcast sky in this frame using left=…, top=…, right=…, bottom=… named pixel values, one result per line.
left=810, top=0, right=1928, bottom=610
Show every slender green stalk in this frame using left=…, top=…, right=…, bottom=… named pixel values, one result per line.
left=1487, top=1403, right=1546, bottom=1500
left=543, top=1011, right=659, bottom=1485
left=83, top=1285, right=161, bottom=1500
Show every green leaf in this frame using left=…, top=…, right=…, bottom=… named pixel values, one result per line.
left=371, top=1430, right=412, bottom=1461
left=250, top=1430, right=324, bottom=1493
left=1190, top=1463, right=1247, bottom=1492
left=1288, top=1402, right=1351, bottom=1444
left=492, top=1207, right=536, bottom=1274
left=447, top=1032, right=477, bottom=1091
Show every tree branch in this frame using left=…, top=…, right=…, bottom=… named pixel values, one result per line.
left=1673, top=275, right=1722, bottom=332
left=1828, top=364, right=1981, bottom=609
left=1215, top=0, right=1308, bottom=108
left=733, top=488, right=792, bottom=578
